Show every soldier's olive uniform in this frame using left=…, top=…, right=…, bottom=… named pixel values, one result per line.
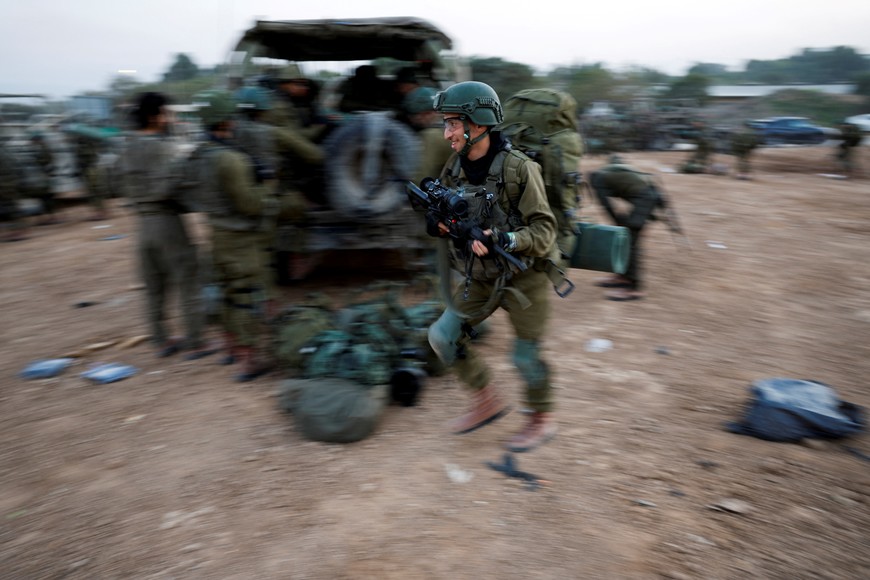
left=414, top=127, right=453, bottom=186
left=234, top=117, right=282, bottom=301
left=0, top=142, right=23, bottom=234
left=589, top=163, right=660, bottom=291
left=429, top=134, right=558, bottom=412
left=120, top=133, right=203, bottom=348
left=76, top=136, right=108, bottom=215
left=31, top=136, right=57, bottom=217
left=193, top=138, right=280, bottom=348
left=837, top=123, right=862, bottom=174
left=731, top=128, right=760, bottom=176
left=683, top=127, right=711, bottom=173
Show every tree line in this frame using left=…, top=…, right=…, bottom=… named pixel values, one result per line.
left=76, top=45, right=870, bottom=122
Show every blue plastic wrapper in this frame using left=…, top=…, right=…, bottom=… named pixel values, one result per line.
left=20, top=358, right=75, bottom=379
left=80, top=362, right=138, bottom=384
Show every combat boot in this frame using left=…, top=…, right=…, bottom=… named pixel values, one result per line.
left=449, top=384, right=511, bottom=434
left=219, top=332, right=238, bottom=365
left=234, top=346, right=273, bottom=383
left=505, top=412, right=557, bottom=453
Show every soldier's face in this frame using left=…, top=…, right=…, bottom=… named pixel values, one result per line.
left=443, top=116, right=467, bottom=152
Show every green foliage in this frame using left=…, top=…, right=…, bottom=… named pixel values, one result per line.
left=468, top=57, right=539, bottom=102
left=549, top=64, right=618, bottom=113
left=758, top=89, right=861, bottom=126
left=163, top=53, right=200, bottom=83
left=745, top=46, right=870, bottom=84
left=663, top=73, right=711, bottom=104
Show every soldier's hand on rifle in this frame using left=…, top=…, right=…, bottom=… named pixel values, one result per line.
left=425, top=211, right=450, bottom=237
left=474, top=229, right=515, bottom=257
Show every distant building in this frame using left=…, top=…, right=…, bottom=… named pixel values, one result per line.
left=706, top=84, right=856, bottom=102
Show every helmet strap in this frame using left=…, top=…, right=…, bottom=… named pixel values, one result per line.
left=458, top=120, right=491, bottom=157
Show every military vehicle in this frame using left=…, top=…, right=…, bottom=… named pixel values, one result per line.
left=226, top=17, right=466, bottom=281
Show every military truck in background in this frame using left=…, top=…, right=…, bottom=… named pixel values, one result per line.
left=226, top=17, right=466, bottom=281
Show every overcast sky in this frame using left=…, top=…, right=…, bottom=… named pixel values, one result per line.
left=2, top=0, right=869, bottom=99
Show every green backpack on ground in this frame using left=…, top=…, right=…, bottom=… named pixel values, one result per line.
left=498, top=88, right=585, bottom=257
left=276, top=280, right=443, bottom=443
left=279, top=377, right=389, bottom=444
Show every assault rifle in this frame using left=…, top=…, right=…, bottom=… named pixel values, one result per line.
left=405, top=178, right=527, bottom=272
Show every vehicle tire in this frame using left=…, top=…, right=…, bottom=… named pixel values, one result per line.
left=322, top=111, right=420, bottom=222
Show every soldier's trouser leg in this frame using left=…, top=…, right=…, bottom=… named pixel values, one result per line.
left=503, top=271, right=552, bottom=412
left=212, top=232, right=264, bottom=348
left=428, top=276, right=511, bottom=392
left=428, top=270, right=553, bottom=410
left=137, top=224, right=168, bottom=344
left=164, top=222, right=203, bottom=347
left=259, top=227, right=277, bottom=303
left=85, top=168, right=107, bottom=213
left=624, top=226, right=644, bottom=290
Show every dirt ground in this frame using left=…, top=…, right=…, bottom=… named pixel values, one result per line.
left=1, top=144, right=869, bottom=580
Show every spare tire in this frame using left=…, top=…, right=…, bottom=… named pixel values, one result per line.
left=322, top=111, right=420, bottom=222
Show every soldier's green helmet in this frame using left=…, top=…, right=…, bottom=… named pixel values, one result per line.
left=234, top=85, right=272, bottom=111
left=402, top=87, right=437, bottom=115
left=193, top=90, right=236, bottom=126
left=433, top=81, right=503, bottom=126
left=276, top=63, right=304, bottom=82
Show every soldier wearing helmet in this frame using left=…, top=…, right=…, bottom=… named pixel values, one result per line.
left=118, top=91, right=208, bottom=360
left=588, top=154, right=662, bottom=301
left=426, top=81, right=559, bottom=452
left=399, top=86, right=452, bottom=185
left=261, top=63, right=328, bottom=280
left=188, top=89, right=296, bottom=381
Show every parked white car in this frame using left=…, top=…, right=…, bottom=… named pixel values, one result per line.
left=844, top=113, right=870, bottom=133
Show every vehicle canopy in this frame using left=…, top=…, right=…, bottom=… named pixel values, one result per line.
left=232, top=17, right=452, bottom=62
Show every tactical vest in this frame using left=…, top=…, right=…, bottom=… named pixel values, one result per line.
left=183, top=141, right=261, bottom=231
left=442, top=147, right=533, bottom=280
left=120, top=133, right=181, bottom=214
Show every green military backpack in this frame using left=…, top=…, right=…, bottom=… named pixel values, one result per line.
left=276, top=281, right=443, bottom=443
left=497, top=88, right=585, bottom=257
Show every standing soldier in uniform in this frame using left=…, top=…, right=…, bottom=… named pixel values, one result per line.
left=75, top=134, right=109, bottom=220
left=836, top=121, right=862, bottom=177
left=191, top=90, right=302, bottom=381
left=588, top=155, right=662, bottom=301
left=425, top=81, right=559, bottom=452
left=681, top=120, right=712, bottom=174
left=262, top=65, right=327, bottom=281
left=30, top=132, right=60, bottom=225
left=730, top=123, right=761, bottom=180
left=119, top=92, right=209, bottom=359
left=0, top=138, right=28, bottom=242
left=398, top=86, right=453, bottom=185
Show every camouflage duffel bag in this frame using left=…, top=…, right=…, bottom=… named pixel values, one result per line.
left=278, top=378, right=389, bottom=443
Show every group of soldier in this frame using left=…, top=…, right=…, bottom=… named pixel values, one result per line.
left=678, top=118, right=863, bottom=179
left=115, top=64, right=450, bottom=383
left=6, top=67, right=863, bottom=453
left=0, top=127, right=112, bottom=242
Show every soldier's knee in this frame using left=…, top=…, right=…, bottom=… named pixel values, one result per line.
left=428, top=310, right=464, bottom=366
left=513, top=339, right=548, bottom=386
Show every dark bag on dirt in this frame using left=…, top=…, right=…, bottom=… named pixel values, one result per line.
left=497, top=88, right=585, bottom=255
left=726, top=378, right=865, bottom=442
left=279, top=377, right=389, bottom=444
left=276, top=281, right=443, bottom=442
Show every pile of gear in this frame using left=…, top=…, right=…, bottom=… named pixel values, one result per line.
left=274, top=280, right=445, bottom=443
